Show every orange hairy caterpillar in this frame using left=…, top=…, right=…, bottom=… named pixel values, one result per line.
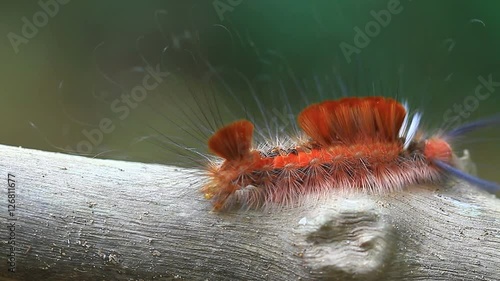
left=202, top=96, right=499, bottom=210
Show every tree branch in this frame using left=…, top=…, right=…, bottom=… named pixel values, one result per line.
left=0, top=144, right=499, bottom=280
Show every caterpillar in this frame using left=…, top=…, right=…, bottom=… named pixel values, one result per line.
left=202, top=96, right=500, bottom=210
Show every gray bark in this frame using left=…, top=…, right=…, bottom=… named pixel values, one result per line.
left=0, top=144, right=499, bottom=281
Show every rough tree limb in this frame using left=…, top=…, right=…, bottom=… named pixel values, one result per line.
left=0, top=144, right=499, bottom=281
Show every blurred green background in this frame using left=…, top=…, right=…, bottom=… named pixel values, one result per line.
left=0, top=0, right=499, bottom=183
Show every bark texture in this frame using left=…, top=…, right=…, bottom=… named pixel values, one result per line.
left=0, top=144, right=499, bottom=281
